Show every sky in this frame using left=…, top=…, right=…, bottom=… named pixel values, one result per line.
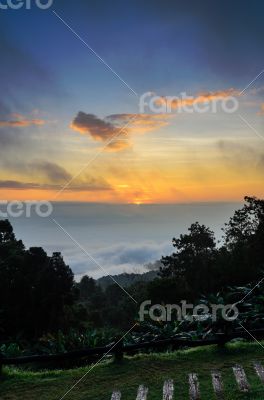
left=0, top=0, right=263, bottom=205
left=1, top=1, right=263, bottom=277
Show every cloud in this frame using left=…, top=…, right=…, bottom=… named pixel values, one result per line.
left=249, top=87, right=264, bottom=96
left=70, top=112, right=130, bottom=151
left=63, top=241, right=171, bottom=278
left=106, top=113, right=170, bottom=133
left=71, top=90, right=238, bottom=152
left=30, top=161, right=72, bottom=183
left=69, top=176, right=112, bottom=191
left=0, top=180, right=42, bottom=190
left=258, top=103, right=264, bottom=116
left=0, top=118, right=45, bottom=128
left=0, top=112, right=47, bottom=152
left=71, top=112, right=121, bottom=141
left=0, top=178, right=112, bottom=192
left=0, top=157, right=112, bottom=192
left=96, top=242, right=167, bottom=265
left=71, top=112, right=170, bottom=151
left=155, top=88, right=239, bottom=110
left=217, top=140, right=264, bottom=172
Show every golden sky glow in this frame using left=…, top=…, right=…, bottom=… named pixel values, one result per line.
left=1, top=131, right=263, bottom=203
left=0, top=90, right=263, bottom=204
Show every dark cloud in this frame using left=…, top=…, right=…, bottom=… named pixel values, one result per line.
left=70, top=112, right=129, bottom=151
left=71, top=112, right=122, bottom=141
left=30, top=161, right=72, bottom=183
left=0, top=179, right=112, bottom=192
left=217, top=140, right=264, bottom=172
left=0, top=157, right=112, bottom=191
left=0, top=180, right=41, bottom=189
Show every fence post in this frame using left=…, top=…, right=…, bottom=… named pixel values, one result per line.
left=114, top=337, right=124, bottom=362
left=217, top=333, right=228, bottom=348
left=0, top=352, right=3, bottom=377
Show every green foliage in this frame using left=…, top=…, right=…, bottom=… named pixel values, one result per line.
left=0, top=328, right=118, bottom=357
left=132, top=281, right=264, bottom=343
left=0, top=342, right=21, bottom=358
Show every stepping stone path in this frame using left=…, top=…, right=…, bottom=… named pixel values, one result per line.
left=211, top=370, right=224, bottom=399
left=232, top=364, right=250, bottom=392
left=110, top=361, right=264, bottom=399
left=253, top=361, right=264, bottom=383
left=136, top=385, right=148, bottom=400
left=111, top=392, right=121, bottom=400
left=189, top=373, right=200, bottom=399
left=163, top=379, right=174, bottom=400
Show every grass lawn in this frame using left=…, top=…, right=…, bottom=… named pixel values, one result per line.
left=1, top=341, right=264, bottom=399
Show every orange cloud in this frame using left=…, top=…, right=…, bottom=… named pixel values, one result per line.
left=71, top=112, right=171, bottom=152
left=155, top=88, right=239, bottom=110
left=258, top=103, right=264, bottom=115
left=106, top=113, right=170, bottom=133
left=105, top=138, right=132, bottom=152
left=0, top=118, right=45, bottom=128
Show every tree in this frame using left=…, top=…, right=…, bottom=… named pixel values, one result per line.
left=160, top=222, right=217, bottom=296
left=224, top=196, right=264, bottom=248
left=0, top=221, right=76, bottom=340
left=223, top=196, right=264, bottom=284
left=78, top=275, right=97, bottom=302
left=0, top=219, right=15, bottom=243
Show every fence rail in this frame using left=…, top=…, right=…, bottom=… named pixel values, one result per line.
left=1, top=328, right=264, bottom=370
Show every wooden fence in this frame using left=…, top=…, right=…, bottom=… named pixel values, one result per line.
left=1, top=328, right=264, bottom=373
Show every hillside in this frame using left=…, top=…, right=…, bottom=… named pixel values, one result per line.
left=97, top=270, right=158, bottom=290
left=2, top=342, right=264, bottom=399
